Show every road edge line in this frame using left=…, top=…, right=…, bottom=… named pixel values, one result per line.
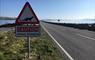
left=41, top=25, right=74, bottom=60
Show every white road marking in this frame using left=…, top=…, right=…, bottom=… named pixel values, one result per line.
left=41, top=24, right=74, bottom=60
left=77, top=34, right=95, bottom=41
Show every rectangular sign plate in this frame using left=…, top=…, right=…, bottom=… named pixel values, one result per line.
left=16, top=26, right=40, bottom=37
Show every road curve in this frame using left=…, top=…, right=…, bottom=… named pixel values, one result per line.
left=42, top=22, right=95, bottom=60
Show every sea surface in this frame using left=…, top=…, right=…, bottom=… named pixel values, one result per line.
left=0, top=19, right=95, bottom=25
left=0, top=20, right=15, bottom=25
left=44, top=19, right=95, bottom=24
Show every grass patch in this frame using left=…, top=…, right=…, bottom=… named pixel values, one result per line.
left=0, top=28, right=64, bottom=60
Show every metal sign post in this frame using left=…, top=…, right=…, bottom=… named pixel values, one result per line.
left=27, top=36, right=30, bottom=59
left=27, top=24, right=31, bottom=59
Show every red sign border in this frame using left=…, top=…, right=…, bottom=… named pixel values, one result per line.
left=16, top=2, right=39, bottom=24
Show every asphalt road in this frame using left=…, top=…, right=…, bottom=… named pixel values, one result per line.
left=42, top=22, right=95, bottom=60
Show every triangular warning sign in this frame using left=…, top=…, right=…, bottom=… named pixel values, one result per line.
left=16, top=2, right=39, bottom=24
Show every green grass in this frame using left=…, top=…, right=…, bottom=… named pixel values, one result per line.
left=0, top=28, right=64, bottom=60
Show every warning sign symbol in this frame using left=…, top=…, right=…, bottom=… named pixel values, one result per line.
left=16, top=2, right=39, bottom=24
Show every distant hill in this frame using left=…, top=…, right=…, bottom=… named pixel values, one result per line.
left=0, top=16, right=16, bottom=20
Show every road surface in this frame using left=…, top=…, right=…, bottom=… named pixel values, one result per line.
left=42, top=22, right=95, bottom=60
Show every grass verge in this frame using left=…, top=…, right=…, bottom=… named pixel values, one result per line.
left=0, top=28, right=64, bottom=60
